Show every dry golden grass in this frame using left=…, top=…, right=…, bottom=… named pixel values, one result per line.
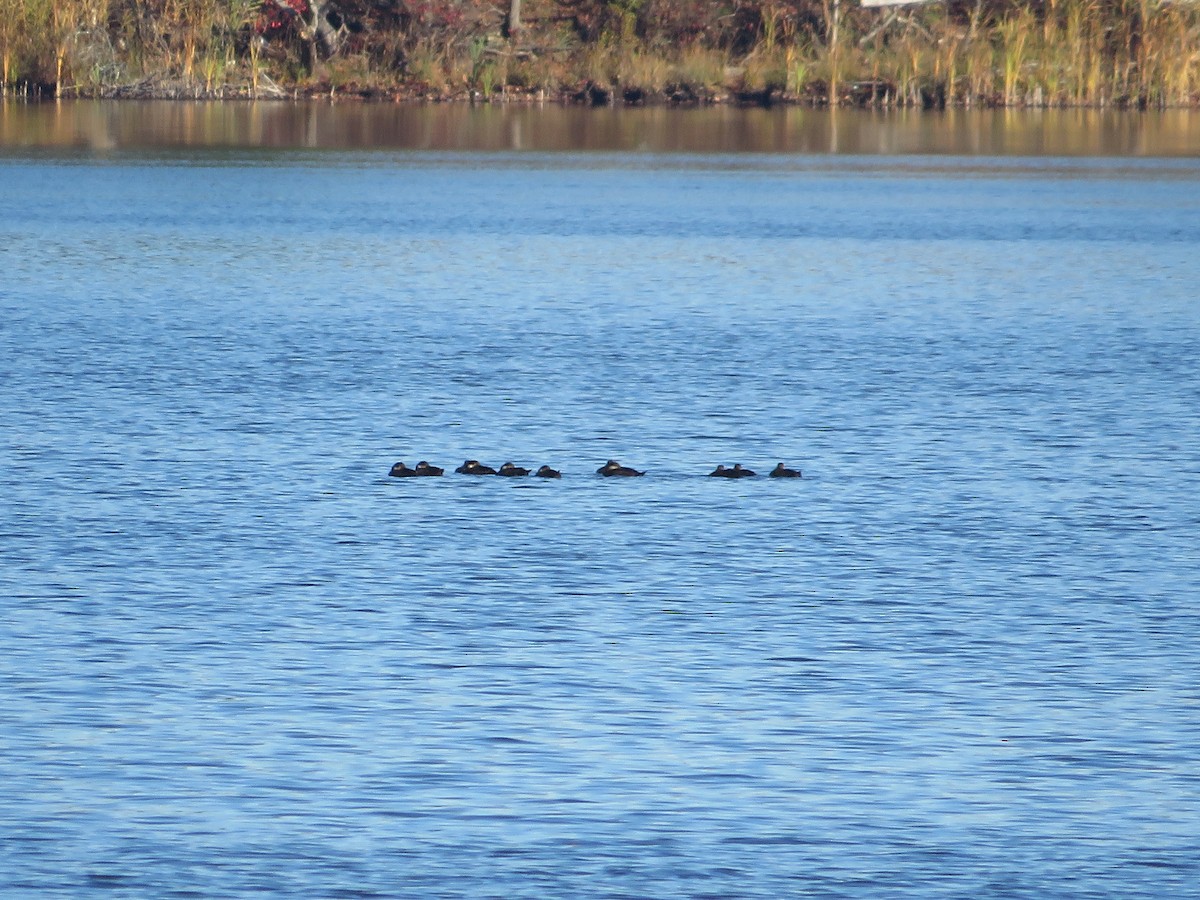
left=671, top=46, right=728, bottom=93
left=3, top=0, right=1200, bottom=105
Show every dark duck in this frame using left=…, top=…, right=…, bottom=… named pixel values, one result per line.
left=389, top=462, right=417, bottom=478
left=414, top=461, right=443, bottom=476
left=498, top=462, right=531, bottom=477
left=535, top=465, right=562, bottom=478
left=710, top=463, right=756, bottom=478
left=597, top=459, right=644, bottom=477
left=769, top=463, right=802, bottom=478
left=455, top=460, right=498, bottom=475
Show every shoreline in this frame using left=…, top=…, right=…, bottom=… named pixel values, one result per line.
left=9, top=80, right=1192, bottom=111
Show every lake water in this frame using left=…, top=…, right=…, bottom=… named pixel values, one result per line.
left=2, top=102, right=1199, bottom=898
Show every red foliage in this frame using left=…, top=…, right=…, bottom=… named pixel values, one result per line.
left=256, top=0, right=310, bottom=36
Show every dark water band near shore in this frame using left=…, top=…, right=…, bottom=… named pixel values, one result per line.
left=3, top=101, right=1200, bottom=158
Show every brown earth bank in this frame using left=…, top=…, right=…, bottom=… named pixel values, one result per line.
left=4, top=1, right=1200, bottom=109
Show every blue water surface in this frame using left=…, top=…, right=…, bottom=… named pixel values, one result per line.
left=2, top=135, right=1200, bottom=898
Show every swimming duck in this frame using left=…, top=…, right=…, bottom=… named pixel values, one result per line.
left=769, top=463, right=802, bottom=478
left=455, top=459, right=498, bottom=475
left=414, top=461, right=444, bottom=476
left=389, top=461, right=417, bottom=478
left=597, top=459, right=645, bottom=477
left=498, top=462, right=531, bottom=477
left=535, top=465, right=562, bottom=478
left=710, top=463, right=756, bottom=478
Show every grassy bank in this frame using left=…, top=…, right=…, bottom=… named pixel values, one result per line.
left=3, top=0, right=1199, bottom=107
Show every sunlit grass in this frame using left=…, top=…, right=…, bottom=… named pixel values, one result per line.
left=2, top=0, right=1199, bottom=105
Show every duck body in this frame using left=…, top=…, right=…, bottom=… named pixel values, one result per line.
left=498, top=462, right=531, bottom=477
left=597, top=459, right=645, bottom=477
left=535, top=465, right=562, bottom=478
left=711, top=463, right=755, bottom=478
left=414, top=461, right=444, bottom=476
left=455, top=459, right=498, bottom=475
left=769, top=463, right=802, bottom=478
left=389, top=462, right=417, bottom=478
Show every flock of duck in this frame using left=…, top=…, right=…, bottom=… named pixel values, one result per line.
left=388, top=459, right=802, bottom=479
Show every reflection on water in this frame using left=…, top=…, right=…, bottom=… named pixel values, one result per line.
left=2, top=100, right=1199, bottom=156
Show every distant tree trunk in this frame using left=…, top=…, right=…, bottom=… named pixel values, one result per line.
left=829, top=0, right=840, bottom=106
left=505, top=0, right=521, bottom=39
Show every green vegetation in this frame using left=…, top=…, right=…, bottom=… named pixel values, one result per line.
left=2, top=0, right=1199, bottom=106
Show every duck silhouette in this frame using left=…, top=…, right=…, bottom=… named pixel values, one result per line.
left=710, top=463, right=756, bottom=478
left=769, top=463, right=802, bottom=478
left=498, top=462, right=531, bottom=477
left=597, top=459, right=644, bottom=477
left=455, top=460, right=498, bottom=475
left=535, top=465, right=562, bottom=478
left=389, top=462, right=417, bottom=478
left=414, top=461, right=444, bottom=476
